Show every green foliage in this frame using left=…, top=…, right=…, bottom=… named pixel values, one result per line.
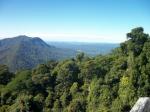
left=53, top=99, right=61, bottom=112
left=76, top=52, right=85, bottom=62
left=68, top=99, right=86, bottom=112
left=54, top=60, right=80, bottom=94
left=0, top=65, right=13, bottom=85
left=45, top=90, right=54, bottom=108
left=70, top=82, right=79, bottom=95
left=2, top=70, right=31, bottom=97
left=0, top=27, right=150, bottom=112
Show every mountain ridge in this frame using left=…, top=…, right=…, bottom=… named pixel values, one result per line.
left=0, top=35, right=76, bottom=72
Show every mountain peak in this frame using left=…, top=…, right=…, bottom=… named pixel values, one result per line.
left=13, top=35, right=31, bottom=40
left=0, top=35, right=49, bottom=47
left=14, top=35, right=47, bottom=45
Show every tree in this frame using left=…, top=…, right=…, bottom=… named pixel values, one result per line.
left=76, top=52, right=85, bottom=62
left=126, top=27, right=149, bottom=56
left=54, top=60, right=79, bottom=90
left=70, top=82, right=79, bottom=96
left=68, top=99, right=86, bottom=112
left=45, top=90, right=54, bottom=108
left=127, top=27, right=144, bottom=40
left=0, top=65, right=13, bottom=85
left=53, top=99, right=61, bottom=112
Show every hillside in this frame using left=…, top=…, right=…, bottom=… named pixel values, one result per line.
left=0, top=27, right=150, bottom=112
left=0, top=35, right=76, bottom=72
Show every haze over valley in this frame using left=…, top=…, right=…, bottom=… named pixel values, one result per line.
left=48, top=42, right=119, bottom=56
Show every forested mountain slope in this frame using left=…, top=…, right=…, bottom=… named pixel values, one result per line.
left=0, top=35, right=76, bottom=72
left=0, top=27, right=150, bottom=112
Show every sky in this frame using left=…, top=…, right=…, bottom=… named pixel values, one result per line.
left=0, top=0, right=150, bottom=43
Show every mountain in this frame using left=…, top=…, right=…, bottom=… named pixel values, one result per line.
left=48, top=42, right=119, bottom=56
left=0, top=35, right=76, bottom=72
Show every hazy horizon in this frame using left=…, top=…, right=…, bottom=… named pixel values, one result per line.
left=0, top=35, right=121, bottom=44
left=0, top=0, right=150, bottom=43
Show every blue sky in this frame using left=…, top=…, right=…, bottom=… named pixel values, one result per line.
left=0, top=0, right=150, bottom=43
